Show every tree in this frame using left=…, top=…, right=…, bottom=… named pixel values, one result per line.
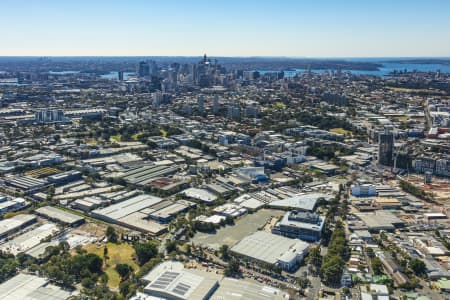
left=115, top=263, right=133, bottom=280
left=106, top=226, right=118, bottom=243
left=371, top=257, right=384, bottom=275
left=134, top=241, right=159, bottom=265
left=366, top=247, right=375, bottom=259
left=81, top=277, right=96, bottom=289
left=409, top=258, right=426, bottom=276
left=103, top=246, right=109, bottom=263
left=224, top=259, right=241, bottom=277
left=308, top=246, right=322, bottom=273
left=165, top=240, right=178, bottom=254
left=320, top=255, right=344, bottom=285
left=219, top=244, right=230, bottom=260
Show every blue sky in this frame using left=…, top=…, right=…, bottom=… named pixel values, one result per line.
left=1, top=0, right=449, bottom=57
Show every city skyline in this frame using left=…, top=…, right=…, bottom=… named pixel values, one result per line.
left=1, top=0, right=450, bottom=57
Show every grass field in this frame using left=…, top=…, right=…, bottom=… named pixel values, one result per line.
left=131, top=132, right=144, bottom=141
left=160, top=129, right=167, bottom=138
left=84, top=242, right=139, bottom=288
left=397, top=116, right=409, bottom=122
left=330, top=127, right=352, bottom=136
left=109, top=134, right=122, bottom=143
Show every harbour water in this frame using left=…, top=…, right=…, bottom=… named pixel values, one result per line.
left=260, top=61, right=450, bottom=77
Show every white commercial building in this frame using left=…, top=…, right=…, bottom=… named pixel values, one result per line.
left=231, top=231, right=310, bottom=272
left=351, top=183, right=377, bottom=197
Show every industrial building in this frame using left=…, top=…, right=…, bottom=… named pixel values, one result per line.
left=146, top=199, right=195, bottom=223
left=230, top=231, right=310, bottom=272
left=355, top=211, right=405, bottom=232
left=1, top=175, right=50, bottom=194
left=91, top=194, right=168, bottom=235
left=35, top=206, right=85, bottom=226
left=116, top=164, right=179, bottom=186
left=272, top=211, right=325, bottom=242
left=137, top=261, right=288, bottom=300
left=269, top=193, right=331, bottom=212
left=182, top=187, right=218, bottom=203
left=210, top=277, right=287, bottom=300
left=0, top=273, right=73, bottom=300
left=0, top=196, right=28, bottom=216
left=0, top=214, right=37, bottom=240
left=47, top=170, right=82, bottom=185
left=0, top=223, right=59, bottom=255
left=141, top=261, right=221, bottom=300
left=71, top=196, right=104, bottom=211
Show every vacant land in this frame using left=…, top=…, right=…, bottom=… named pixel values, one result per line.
left=109, top=134, right=122, bottom=143
left=329, top=127, right=352, bottom=136
left=131, top=131, right=144, bottom=140
left=192, top=209, right=285, bottom=250
left=84, top=242, right=139, bottom=288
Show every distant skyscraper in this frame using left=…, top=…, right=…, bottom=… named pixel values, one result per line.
left=213, top=95, right=219, bottom=114
left=118, top=71, right=124, bottom=81
left=197, top=95, right=205, bottom=113
left=378, top=127, right=394, bottom=166
left=137, top=61, right=150, bottom=78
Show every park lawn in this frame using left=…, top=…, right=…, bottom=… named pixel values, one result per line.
left=83, top=242, right=139, bottom=288
left=397, top=116, right=409, bottom=122
left=131, top=131, right=144, bottom=141
left=274, top=102, right=286, bottom=109
left=330, top=127, right=352, bottom=136
left=109, top=134, right=122, bottom=143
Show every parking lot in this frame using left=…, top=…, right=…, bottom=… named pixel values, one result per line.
left=192, top=209, right=285, bottom=249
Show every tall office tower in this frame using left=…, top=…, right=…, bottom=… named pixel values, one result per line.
left=137, top=61, right=150, bottom=77
left=197, top=95, right=205, bottom=113
left=149, top=60, right=158, bottom=76
left=213, top=95, right=219, bottom=114
left=118, top=71, right=124, bottom=81
left=151, top=91, right=163, bottom=108
left=378, top=127, right=394, bottom=166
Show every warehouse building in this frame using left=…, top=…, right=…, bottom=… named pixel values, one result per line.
left=117, top=164, right=179, bottom=186
left=272, top=211, right=325, bottom=242
left=0, top=214, right=37, bottom=240
left=135, top=261, right=288, bottom=300
left=230, top=231, right=310, bottom=272
left=147, top=200, right=196, bottom=223
left=269, top=193, right=331, bottom=212
left=35, top=206, right=85, bottom=227
left=1, top=175, right=50, bottom=194
left=91, top=194, right=167, bottom=235
left=0, top=223, right=59, bottom=255
left=47, top=170, right=82, bottom=186
left=210, top=277, right=287, bottom=300
left=0, top=273, right=73, bottom=300
left=141, top=261, right=221, bottom=300
left=0, top=196, right=28, bottom=216
left=71, top=196, right=104, bottom=211
left=182, top=187, right=218, bottom=203
left=355, top=211, right=405, bottom=232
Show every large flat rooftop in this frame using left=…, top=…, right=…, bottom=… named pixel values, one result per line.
left=35, top=206, right=84, bottom=225
left=0, top=273, right=73, bottom=300
left=231, top=231, right=309, bottom=265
